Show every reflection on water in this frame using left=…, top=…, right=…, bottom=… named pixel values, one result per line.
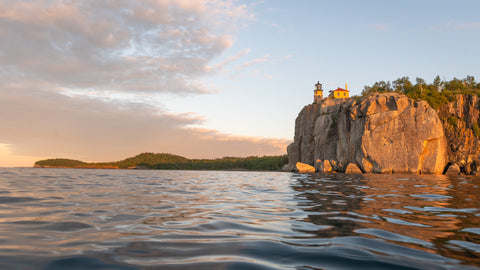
left=294, top=173, right=480, bottom=267
left=0, top=168, right=479, bottom=269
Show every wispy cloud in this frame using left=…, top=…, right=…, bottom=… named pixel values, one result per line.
left=266, top=74, right=278, bottom=80
left=238, top=53, right=292, bottom=69
left=214, top=52, right=292, bottom=80
left=452, top=22, right=480, bottom=30
left=430, top=21, right=480, bottom=31
left=361, top=23, right=389, bottom=31
left=241, top=54, right=271, bottom=68
left=265, top=22, right=280, bottom=29
left=264, top=21, right=286, bottom=33
left=210, top=48, right=251, bottom=71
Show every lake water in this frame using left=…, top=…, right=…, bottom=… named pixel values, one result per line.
left=0, top=168, right=479, bottom=269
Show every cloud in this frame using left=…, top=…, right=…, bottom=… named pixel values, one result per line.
left=210, top=52, right=292, bottom=81
left=264, top=22, right=285, bottom=33
left=266, top=74, right=278, bottom=80
left=214, top=48, right=251, bottom=70
left=236, top=53, right=292, bottom=70
left=0, top=86, right=289, bottom=163
left=0, top=0, right=250, bottom=94
left=452, top=22, right=480, bottom=30
left=360, top=23, right=388, bottom=31
left=0, top=1, right=288, bottom=165
left=430, top=21, right=480, bottom=31
left=0, top=144, right=41, bottom=167
left=241, top=54, right=271, bottom=68
left=265, top=22, right=280, bottom=29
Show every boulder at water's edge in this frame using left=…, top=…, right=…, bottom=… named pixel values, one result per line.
left=295, top=162, right=315, bottom=173
left=345, top=163, right=363, bottom=174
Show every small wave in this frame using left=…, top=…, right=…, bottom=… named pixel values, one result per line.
left=356, top=228, right=433, bottom=247
left=383, top=217, right=431, bottom=227
left=461, top=228, right=480, bottom=235
left=0, top=196, right=41, bottom=204
left=410, top=194, right=453, bottom=200
left=11, top=220, right=49, bottom=226
left=40, top=222, right=94, bottom=232
left=448, top=240, right=480, bottom=253
left=43, top=256, right=135, bottom=270
left=404, top=206, right=478, bottom=213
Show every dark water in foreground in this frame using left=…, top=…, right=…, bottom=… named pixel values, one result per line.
left=0, top=169, right=479, bottom=269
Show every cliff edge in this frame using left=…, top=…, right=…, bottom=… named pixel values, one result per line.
left=285, top=93, right=447, bottom=174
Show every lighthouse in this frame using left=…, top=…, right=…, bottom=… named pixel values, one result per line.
left=314, top=81, right=323, bottom=103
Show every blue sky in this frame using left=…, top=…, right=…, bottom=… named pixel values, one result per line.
left=1, top=0, right=479, bottom=166
left=165, top=0, right=480, bottom=138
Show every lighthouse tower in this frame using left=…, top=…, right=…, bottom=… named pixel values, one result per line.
left=314, top=81, right=323, bottom=103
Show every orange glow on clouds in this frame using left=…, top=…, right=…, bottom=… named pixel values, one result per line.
left=0, top=144, right=42, bottom=167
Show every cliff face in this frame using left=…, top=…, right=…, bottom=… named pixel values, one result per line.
left=286, top=93, right=447, bottom=174
left=437, top=94, right=480, bottom=174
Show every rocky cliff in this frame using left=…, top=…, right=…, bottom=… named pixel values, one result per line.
left=285, top=93, right=447, bottom=174
left=437, top=94, right=480, bottom=174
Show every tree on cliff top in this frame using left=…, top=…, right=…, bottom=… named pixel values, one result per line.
left=362, top=75, right=480, bottom=109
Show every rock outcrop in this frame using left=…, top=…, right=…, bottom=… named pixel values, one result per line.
left=286, top=93, right=447, bottom=174
left=437, top=94, right=480, bottom=174
left=295, top=162, right=315, bottom=173
left=315, top=159, right=332, bottom=173
left=345, top=163, right=363, bottom=174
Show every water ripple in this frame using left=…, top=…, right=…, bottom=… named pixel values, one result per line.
left=0, top=168, right=478, bottom=269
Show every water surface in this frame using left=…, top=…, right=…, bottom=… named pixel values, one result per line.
left=0, top=168, right=479, bottom=269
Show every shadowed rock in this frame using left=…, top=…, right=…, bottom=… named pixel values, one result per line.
left=315, top=160, right=332, bottom=173
left=445, top=164, right=461, bottom=175
left=437, top=94, right=480, bottom=174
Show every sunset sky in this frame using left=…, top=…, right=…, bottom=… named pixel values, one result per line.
left=1, top=0, right=480, bottom=167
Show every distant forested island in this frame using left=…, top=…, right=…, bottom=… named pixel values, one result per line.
left=34, top=152, right=288, bottom=171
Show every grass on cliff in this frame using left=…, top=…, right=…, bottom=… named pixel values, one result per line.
left=34, top=153, right=288, bottom=171
left=361, top=75, right=480, bottom=109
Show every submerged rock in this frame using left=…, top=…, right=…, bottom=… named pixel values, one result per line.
left=286, top=93, right=447, bottom=174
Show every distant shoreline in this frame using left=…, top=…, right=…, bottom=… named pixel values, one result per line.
left=32, top=166, right=284, bottom=172
left=33, top=152, right=288, bottom=172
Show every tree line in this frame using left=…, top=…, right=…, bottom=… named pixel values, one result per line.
left=361, top=75, right=480, bottom=109
left=34, top=152, right=288, bottom=171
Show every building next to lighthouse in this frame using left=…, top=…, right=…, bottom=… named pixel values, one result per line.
left=329, top=84, right=350, bottom=99
left=314, top=81, right=350, bottom=102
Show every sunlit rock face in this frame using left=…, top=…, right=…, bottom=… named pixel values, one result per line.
left=286, top=93, right=447, bottom=174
